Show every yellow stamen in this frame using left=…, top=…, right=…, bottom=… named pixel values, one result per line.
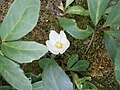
left=55, top=42, right=63, bottom=49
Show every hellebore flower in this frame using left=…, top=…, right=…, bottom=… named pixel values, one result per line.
left=46, top=30, right=70, bottom=55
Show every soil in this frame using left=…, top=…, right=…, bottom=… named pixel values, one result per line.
left=0, top=0, right=117, bottom=90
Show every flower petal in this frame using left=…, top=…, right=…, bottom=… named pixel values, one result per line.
left=46, top=40, right=59, bottom=55
left=60, top=31, right=67, bottom=40
left=60, top=31, right=68, bottom=44
left=49, top=30, right=60, bottom=43
left=59, top=39, right=70, bottom=54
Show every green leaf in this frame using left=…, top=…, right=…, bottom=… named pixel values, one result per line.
left=111, top=30, right=120, bottom=41
left=59, top=18, right=93, bottom=40
left=0, top=86, right=16, bottom=90
left=42, top=60, right=73, bottom=90
left=0, top=0, right=40, bottom=41
left=105, top=6, right=114, bottom=14
left=33, top=81, right=45, bottom=90
left=104, top=0, right=120, bottom=27
left=82, top=82, right=97, bottom=90
left=1, top=41, right=48, bottom=63
left=65, top=0, right=74, bottom=8
left=115, top=46, right=120, bottom=85
left=66, top=5, right=89, bottom=16
left=87, top=0, right=110, bottom=25
left=39, top=58, right=51, bottom=69
left=0, top=55, right=32, bottom=90
left=110, top=24, right=120, bottom=30
left=104, top=31, right=118, bottom=63
left=34, top=59, right=73, bottom=90
left=69, top=60, right=90, bottom=71
left=67, top=54, right=78, bottom=69
left=75, top=77, right=97, bottom=90
left=104, top=31, right=120, bottom=85
left=26, top=73, right=42, bottom=83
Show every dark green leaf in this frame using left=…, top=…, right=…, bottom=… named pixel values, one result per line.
left=104, top=0, right=120, bottom=27
left=67, top=54, right=78, bottom=69
left=42, top=60, right=73, bottom=90
left=0, top=55, right=32, bottom=90
left=1, top=41, right=48, bottom=63
left=104, top=31, right=118, bottom=63
left=59, top=18, right=93, bottom=40
left=0, top=0, right=40, bottom=41
left=115, top=46, right=120, bottom=85
left=66, top=5, right=89, bottom=16
left=69, top=60, right=90, bottom=71
left=87, top=0, right=110, bottom=25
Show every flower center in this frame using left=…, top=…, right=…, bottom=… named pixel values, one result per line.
left=55, top=42, right=63, bottom=49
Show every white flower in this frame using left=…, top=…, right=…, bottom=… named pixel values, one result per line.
left=46, top=30, right=70, bottom=55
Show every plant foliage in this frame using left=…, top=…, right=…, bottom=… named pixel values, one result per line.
left=33, top=59, right=73, bottom=90
left=67, top=54, right=90, bottom=71
left=59, top=18, right=93, bottom=40
left=0, top=0, right=48, bottom=90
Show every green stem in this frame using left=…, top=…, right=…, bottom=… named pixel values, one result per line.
left=84, top=30, right=95, bottom=55
left=71, top=72, right=79, bottom=84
